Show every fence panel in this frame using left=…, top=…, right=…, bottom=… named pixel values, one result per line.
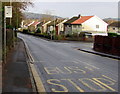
left=94, top=36, right=120, bottom=56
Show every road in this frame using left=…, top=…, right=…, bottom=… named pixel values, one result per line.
left=18, top=33, right=118, bottom=93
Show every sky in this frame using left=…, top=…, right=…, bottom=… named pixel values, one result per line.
left=26, top=1, right=118, bottom=19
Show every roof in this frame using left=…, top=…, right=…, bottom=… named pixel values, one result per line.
left=108, top=21, right=120, bottom=27
left=56, top=19, right=68, bottom=26
left=48, top=19, right=65, bottom=26
left=64, top=17, right=79, bottom=25
left=42, top=21, right=51, bottom=26
left=71, top=16, right=94, bottom=24
left=25, top=21, right=35, bottom=26
left=31, top=21, right=41, bottom=26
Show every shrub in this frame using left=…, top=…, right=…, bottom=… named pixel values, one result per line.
left=108, top=33, right=118, bottom=37
left=79, top=32, right=85, bottom=37
left=36, top=28, right=41, bottom=33
left=53, top=35, right=65, bottom=40
left=65, top=34, right=72, bottom=38
left=72, top=33, right=78, bottom=38
left=6, top=25, right=13, bottom=29
left=23, top=29, right=28, bottom=34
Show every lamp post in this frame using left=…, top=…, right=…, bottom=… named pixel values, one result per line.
left=9, top=0, right=15, bottom=47
left=4, top=5, right=12, bottom=64
left=50, top=10, right=55, bottom=40
left=53, top=14, right=55, bottom=39
left=10, top=0, right=12, bottom=25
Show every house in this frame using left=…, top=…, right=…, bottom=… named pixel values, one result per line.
left=64, top=15, right=80, bottom=35
left=36, top=21, right=44, bottom=33
left=64, top=15, right=108, bottom=36
left=21, top=20, right=35, bottom=30
left=56, top=19, right=67, bottom=35
left=42, top=21, right=51, bottom=33
left=47, top=19, right=65, bottom=35
left=107, top=21, right=120, bottom=34
left=28, top=21, right=40, bottom=32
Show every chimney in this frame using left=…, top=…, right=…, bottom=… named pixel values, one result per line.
left=78, top=14, right=81, bottom=18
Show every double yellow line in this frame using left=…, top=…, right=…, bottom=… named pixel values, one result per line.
left=20, top=37, right=46, bottom=93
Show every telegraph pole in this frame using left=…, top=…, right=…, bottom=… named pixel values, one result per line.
left=4, top=6, right=12, bottom=63
left=9, top=0, right=14, bottom=47
left=4, top=16, right=6, bottom=64
left=10, top=0, right=12, bottom=25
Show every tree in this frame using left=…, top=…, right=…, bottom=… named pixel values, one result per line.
left=1, top=1, right=33, bottom=63
left=2, top=2, right=33, bottom=28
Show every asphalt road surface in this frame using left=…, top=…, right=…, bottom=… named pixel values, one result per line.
left=18, top=33, right=119, bottom=93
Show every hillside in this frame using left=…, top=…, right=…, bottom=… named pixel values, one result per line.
left=103, top=18, right=120, bottom=24
left=23, top=12, right=62, bottom=20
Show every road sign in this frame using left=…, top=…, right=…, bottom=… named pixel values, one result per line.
left=5, top=6, right=12, bottom=18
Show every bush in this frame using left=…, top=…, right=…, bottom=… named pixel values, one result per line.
left=65, top=34, right=72, bottom=38
left=23, top=29, right=28, bottom=34
left=108, top=33, right=118, bottom=37
left=53, top=35, right=65, bottom=40
left=36, top=28, right=41, bottom=33
left=6, top=25, right=13, bottom=29
left=79, top=32, right=85, bottom=37
left=72, top=33, right=78, bottom=38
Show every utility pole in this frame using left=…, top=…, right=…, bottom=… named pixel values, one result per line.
left=4, top=16, right=6, bottom=64
left=54, top=14, right=55, bottom=39
left=10, top=0, right=12, bottom=25
left=4, top=6, right=12, bottom=64
left=9, top=0, right=15, bottom=47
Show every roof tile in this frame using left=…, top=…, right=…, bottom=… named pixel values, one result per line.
left=72, top=16, right=93, bottom=24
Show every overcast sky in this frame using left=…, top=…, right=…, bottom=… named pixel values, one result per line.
left=26, top=2, right=118, bottom=19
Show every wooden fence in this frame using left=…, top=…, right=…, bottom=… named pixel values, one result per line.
left=93, top=35, right=120, bottom=56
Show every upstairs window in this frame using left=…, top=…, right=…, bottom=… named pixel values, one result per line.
left=78, top=25, right=81, bottom=28
left=73, top=25, right=77, bottom=28
left=113, top=28, right=116, bottom=30
left=96, top=25, right=99, bottom=28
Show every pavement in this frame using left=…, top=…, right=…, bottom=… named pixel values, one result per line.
left=0, top=62, right=2, bottom=94
left=2, top=38, right=36, bottom=93
left=78, top=48, right=120, bottom=60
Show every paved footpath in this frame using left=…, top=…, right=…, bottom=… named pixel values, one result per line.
left=2, top=39, right=35, bottom=93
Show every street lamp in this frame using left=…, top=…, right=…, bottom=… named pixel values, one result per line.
left=10, top=0, right=12, bottom=25
left=53, top=14, right=55, bottom=39
left=50, top=10, right=55, bottom=40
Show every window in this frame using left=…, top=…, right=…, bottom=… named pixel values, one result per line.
left=113, top=28, right=116, bottom=30
left=96, top=25, right=99, bottom=28
left=118, top=31, right=120, bottom=33
left=78, top=25, right=81, bottom=28
left=73, top=25, right=77, bottom=28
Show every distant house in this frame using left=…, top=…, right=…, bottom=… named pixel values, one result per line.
left=36, top=21, right=44, bottom=33
left=56, top=19, right=67, bottom=35
left=42, top=21, right=51, bottom=33
left=64, top=15, right=80, bottom=35
left=47, top=19, right=65, bottom=35
left=28, top=21, right=40, bottom=32
left=107, top=21, right=120, bottom=34
left=22, top=21, right=35, bottom=30
left=64, top=15, right=108, bottom=36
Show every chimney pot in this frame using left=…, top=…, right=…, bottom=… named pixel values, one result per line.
left=78, top=14, right=81, bottom=18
